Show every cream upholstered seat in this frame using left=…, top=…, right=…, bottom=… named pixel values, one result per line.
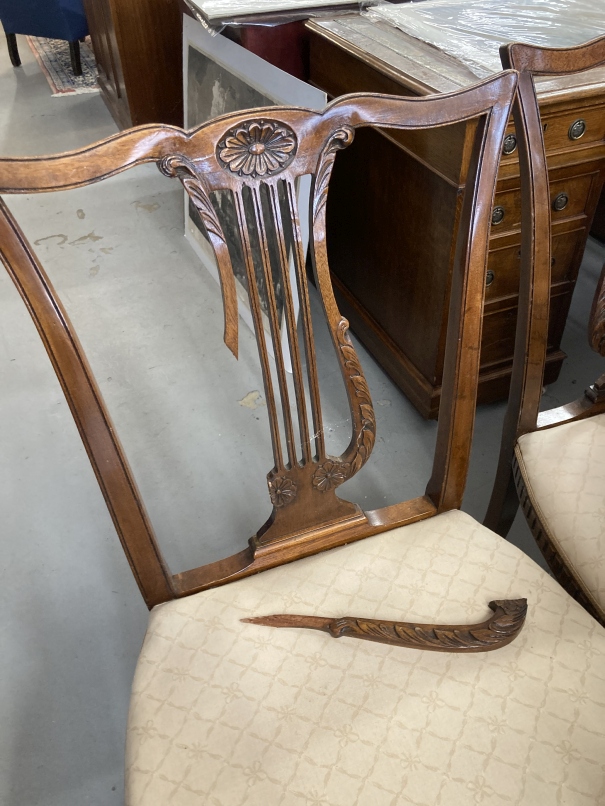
left=126, top=511, right=605, bottom=806
left=515, top=414, right=605, bottom=623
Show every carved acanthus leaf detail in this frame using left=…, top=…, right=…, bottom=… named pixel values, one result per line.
left=311, top=318, right=376, bottom=492
left=242, top=599, right=528, bottom=653
left=159, top=154, right=225, bottom=242
left=268, top=475, right=297, bottom=508
left=312, top=127, right=355, bottom=223
left=336, top=318, right=376, bottom=477
left=217, top=119, right=297, bottom=179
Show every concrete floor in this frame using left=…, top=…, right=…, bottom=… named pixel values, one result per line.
left=1, top=31, right=604, bottom=806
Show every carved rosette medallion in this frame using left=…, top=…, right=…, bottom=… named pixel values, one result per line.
left=268, top=475, right=297, bottom=508
left=217, top=120, right=297, bottom=179
left=312, top=461, right=350, bottom=492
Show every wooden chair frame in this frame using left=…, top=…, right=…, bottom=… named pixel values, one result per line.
left=484, top=37, right=605, bottom=623
left=1, top=76, right=515, bottom=618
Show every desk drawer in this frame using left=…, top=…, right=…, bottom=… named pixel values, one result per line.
left=480, top=291, right=571, bottom=369
left=491, top=171, right=597, bottom=232
left=543, top=103, right=605, bottom=154
left=485, top=226, right=586, bottom=301
left=500, top=103, right=605, bottom=164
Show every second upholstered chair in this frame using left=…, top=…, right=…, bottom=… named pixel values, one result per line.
left=1, top=75, right=604, bottom=804
left=485, top=36, right=605, bottom=627
left=0, top=0, right=88, bottom=75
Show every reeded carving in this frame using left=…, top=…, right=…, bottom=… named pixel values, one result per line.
left=159, top=154, right=225, bottom=242
left=268, top=476, right=297, bottom=508
left=243, top=599, right=528, bottom=653
left=217, top=120, right=297, bottom=178
left=312, top=127, right=355, bottom=223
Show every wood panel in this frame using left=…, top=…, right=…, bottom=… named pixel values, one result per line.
left=326, top=126, right=462, bottom=388
left=83, top=0, right=183, bottom=128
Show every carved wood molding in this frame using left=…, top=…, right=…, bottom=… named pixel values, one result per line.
left=158, top=154, right=224, bottom=241
left=312, top=126, right=355, bottom=223
left=243, top=599, right=528, bottom=653
left=311, top=318, right=377, bottom=494
left=216, top=119, right=297, bottom=179
left=158, top=153, right=238, bottom=357
left=336, top=317, right=376, bottom=475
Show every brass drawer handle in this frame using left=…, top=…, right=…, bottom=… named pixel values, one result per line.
left=492, top=206, right=505, bottom=225
left=568, top=119, right=586, bottom=140
left=553, top=192, right=569, bottom=212
left=486, top=270, right=495, bottom=286
left=502, top=134, right=517, bottom=155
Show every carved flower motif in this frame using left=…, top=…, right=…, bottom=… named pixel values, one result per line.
left=217, top=120, right=297, bottom=178
left=268, top=475, right=297, bottom=508
left=312, top=460, right=349, bottom=492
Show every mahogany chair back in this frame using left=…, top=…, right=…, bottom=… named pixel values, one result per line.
left=485, top=37, right=605, bottom=536
left=0, top=74, right=516, bottom=609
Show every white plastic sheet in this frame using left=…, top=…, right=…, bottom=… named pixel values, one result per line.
left=188, top=0, right=374, bottom=26
left=369, top=0, right=605, bottom=77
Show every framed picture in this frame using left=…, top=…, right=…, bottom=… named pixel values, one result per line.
left=183, top=15, right=327, bottom=368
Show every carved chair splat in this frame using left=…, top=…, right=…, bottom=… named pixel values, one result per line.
left=0, top=78, right=517, bottom=607
left=3, top=78, right=605, bottom=806
left=484, top=37, right=605, bottom=627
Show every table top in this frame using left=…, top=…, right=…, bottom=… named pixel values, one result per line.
left=308, top=15, right=605, bottom=103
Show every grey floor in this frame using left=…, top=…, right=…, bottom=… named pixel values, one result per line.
left=1, top=31, right=604, bottom=806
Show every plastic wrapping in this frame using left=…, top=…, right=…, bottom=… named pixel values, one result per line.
left=368, top=0, right=605, bottom=78
left=186, top=0, right=377, bottom=29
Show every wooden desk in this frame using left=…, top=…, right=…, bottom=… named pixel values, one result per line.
left=83, top=0, right=183, bottom=128
left=308, top=16, right=605, bottom=417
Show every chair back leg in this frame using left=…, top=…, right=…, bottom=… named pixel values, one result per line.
left=69, top=41, right=82, bottom=76
left=6, top=34, right=21, bottom=67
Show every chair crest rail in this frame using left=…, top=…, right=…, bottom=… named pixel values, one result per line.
left=0, top=74, right=517, bottom=605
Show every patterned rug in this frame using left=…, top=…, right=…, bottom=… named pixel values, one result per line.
left=26, top=36, right=99, bottom=96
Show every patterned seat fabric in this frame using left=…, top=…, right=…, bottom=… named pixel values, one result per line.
left=126, top=510, right=605, bottom=806
left=516, top=413, right=605, bottom=623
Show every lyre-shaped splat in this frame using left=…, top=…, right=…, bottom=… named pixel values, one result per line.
left=160, top=120, right=376, bottom=554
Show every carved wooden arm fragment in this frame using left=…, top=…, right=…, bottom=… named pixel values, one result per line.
left=242, top=599, right=527, bottom=653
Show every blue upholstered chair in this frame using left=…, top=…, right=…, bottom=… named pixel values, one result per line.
left=0, top=0, right=88, bottom=76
